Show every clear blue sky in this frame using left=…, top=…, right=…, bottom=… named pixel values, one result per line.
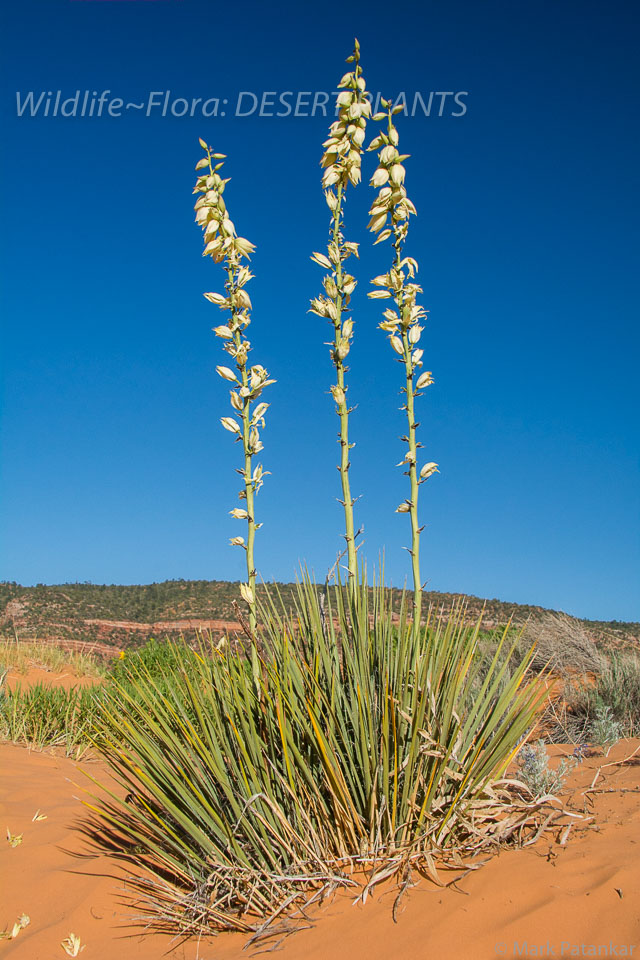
left=1, top=0, right=638, bottom=621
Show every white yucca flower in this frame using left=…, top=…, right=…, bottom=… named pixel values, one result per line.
left=380, top=145, right=398, bottom=164
left=204, top=292, right=227, bottom=305
left=216, top=366, right=237, bottom=382
left=239, top=582, right=254, bottom=605
left=416, top=371, right=434, bottom=389
left=252, top=401, right=269, bottom=423
left=322, top=168, right=340, bottom=188
left=419, top=462, right=439, bottom=480
left=235, top=289, right=252, bottom=309
left=371, top=167, right=390, bottom=188
left=213, top=325, right=233, bottom=339
left=234, top=237, right=256, bottom=257
left=61, top=934, right=85, bottom=958
left=331, top=385, right=346, bottom=405
left=220, top=416, right=241, bottom=433
left=335, top=338, right=350, bottom=360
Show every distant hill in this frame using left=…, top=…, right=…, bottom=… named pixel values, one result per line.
left=0, top=579, right=637, bottom=652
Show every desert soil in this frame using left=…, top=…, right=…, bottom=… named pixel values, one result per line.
left=5, top=667, right=101, bottom=693
left=1, top=728, right=638, bottom=958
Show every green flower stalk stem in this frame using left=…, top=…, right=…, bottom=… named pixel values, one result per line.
left=193, top=141, right=274, bottom=635
left=310, top=40, right=371, bottom=582
left=367, top=101, right=438, bottom=631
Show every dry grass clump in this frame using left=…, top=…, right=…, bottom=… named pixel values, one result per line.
left=0, top=639, right=106, bottom=679
left=522, top=611, right=604, bottom=676
left=558, top=652, right=640, bottom=742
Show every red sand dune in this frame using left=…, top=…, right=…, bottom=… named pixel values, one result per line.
left=1, top=738, right=638, bottom=958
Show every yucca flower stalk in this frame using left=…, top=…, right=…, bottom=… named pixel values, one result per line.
left=310, top=40, right=371, bottom=581
left=367, top=101, right=437, bottom=632
left=193, top=140, right=274, bottom=635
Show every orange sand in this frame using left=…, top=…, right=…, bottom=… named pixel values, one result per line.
left=5, top=666, right=101, bottom=693
left=1, top=740, right=638, bottom=959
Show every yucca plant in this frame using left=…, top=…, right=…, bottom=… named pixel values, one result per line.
left=194, top=143, right=274, bottom=634
left=310, top=40, right=371, bottom=580
left=367, top=99, right=437, bottom=631
left=81, top=39, right=559, bottom=942
left=86, top=577, right=548, bottom=935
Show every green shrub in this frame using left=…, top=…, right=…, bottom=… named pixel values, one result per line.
left=108, top=637, right=200, bottom=685
left=88, top=575, right=547, bottom=935
left=0, top=639, right=217, bottom=756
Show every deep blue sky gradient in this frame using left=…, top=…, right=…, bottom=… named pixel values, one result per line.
left=0, top=0, right=638, bottom=619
